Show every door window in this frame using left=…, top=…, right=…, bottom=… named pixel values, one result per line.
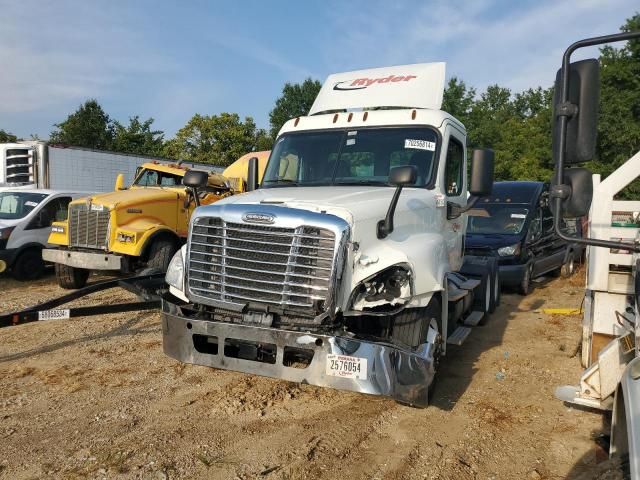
left=528, top=209, right=543, bottom=241
left=444, top=136, right=464, bottom=196
left=26, top=197, right=72, bottom=230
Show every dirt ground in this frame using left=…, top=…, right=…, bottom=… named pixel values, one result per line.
left=0, top=269, right=617, bottom=479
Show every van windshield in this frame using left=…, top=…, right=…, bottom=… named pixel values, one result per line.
left=262, top=127, right=439, bottom=188
left=0, top=192, right=48, bottom=220
left=467, top=205, right=529, bottom=235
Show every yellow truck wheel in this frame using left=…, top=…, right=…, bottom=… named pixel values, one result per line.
left=55, top=263, right=90, bottom=289
left=146, top=238, right=179, bottom=272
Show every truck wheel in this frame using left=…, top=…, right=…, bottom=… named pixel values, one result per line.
left=12, top=249, right=45, bottom=281
left=146, top=238, right=178, bottom=272
left=561, top=252, right=576, bottom=278
left=55, top=263, right=90, bottom=289
left=391, top=297, right=441, bottom=349
left=518, top=263, right=533, bottom=296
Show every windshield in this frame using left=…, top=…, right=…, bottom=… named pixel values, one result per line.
left=0, top=192, right=48, bottom=220
left=133, top=168, right=183, bottom=187
left=262, top=127, right=438, bottom=188
left=467, top=205, right=529, bottom=235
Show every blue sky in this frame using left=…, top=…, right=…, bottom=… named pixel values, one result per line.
left=1, top=0, right=638, bottom=140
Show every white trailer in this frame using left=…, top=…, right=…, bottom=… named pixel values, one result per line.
left=161, top=63, right=498, bottom=408
left=0, top=141, right=220, bottom=192
left=550, top=32, right=640, bottom=479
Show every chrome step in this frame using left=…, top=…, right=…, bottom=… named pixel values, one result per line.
left=447, top=326, right=472, bottom=346
left=463, top=310, right=484, bottom=326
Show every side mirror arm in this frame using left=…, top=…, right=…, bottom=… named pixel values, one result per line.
left=377, top=185, right=404, bottom=239
left=447, top=196, right=479, bottom=220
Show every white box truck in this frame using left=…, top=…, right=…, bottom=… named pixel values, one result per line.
left=160, top=62, right=499, bottom=407
left=0, top=141, right=220, bottom=192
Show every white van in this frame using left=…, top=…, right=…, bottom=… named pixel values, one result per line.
left=0, top=189, right=87, bottom=280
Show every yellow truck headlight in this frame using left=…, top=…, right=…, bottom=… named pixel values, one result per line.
left=51, top=225, right=65, bottom=234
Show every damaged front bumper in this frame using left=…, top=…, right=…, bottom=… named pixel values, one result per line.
left=161, top=299, right=437, bottom=407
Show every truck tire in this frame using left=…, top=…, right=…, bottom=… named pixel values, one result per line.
left=146, top=238, right=179, bottom=272
left=55, top=263, right=90, bottom=289
left=12, top=248, right=45, bottom=281
left=391, top=297, right=441, bottom=349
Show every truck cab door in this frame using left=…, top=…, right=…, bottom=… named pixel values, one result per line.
left=441, top=126, right=467, bottom=271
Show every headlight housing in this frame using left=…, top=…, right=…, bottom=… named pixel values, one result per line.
left=165, top=249, right=185, bottom=291
left=497, top=243, right=521, bottom=256
left=51, top=225, right=65, bottom=234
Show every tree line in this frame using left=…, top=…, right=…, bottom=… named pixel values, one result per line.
left=1, top=14, right=638, bottom=182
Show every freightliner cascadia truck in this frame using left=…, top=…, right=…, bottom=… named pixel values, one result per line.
left=161, top=63, right=498, bottom=407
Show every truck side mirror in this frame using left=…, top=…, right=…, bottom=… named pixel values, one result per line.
left=552, top=59, right=600, bottom=165
left=247, top=157, right=259, bottom=192
left=469, top=149, right=494, bottom=197
left=556, top=167, right=593, bottom=218
left=114, top=173, right=125, bottom=191
left=183, top=170, right=209, bottom=207
left=377, top=166, right=417, bottom=239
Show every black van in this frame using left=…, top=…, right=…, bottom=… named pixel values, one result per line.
left=464, top=181, right=580, bottom=295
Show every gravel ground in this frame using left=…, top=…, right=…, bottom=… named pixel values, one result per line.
left=0, top=269, right=614, bottom=479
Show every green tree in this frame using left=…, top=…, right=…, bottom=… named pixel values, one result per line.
left=0, top=130, right=18, bottom=142
left=269, top=78, right=321, bottom=138
left=255, top=128, right=273, bottom=151
left=441, top=77, right=476, bottom=127
left=164, top=113, right=260, bottom=167
left=112, top=116, right=165, bottom=156
left=50, top=99, right=113, bottom=149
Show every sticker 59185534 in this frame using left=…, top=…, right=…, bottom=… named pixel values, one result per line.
left=405, top=139, right=436, bottom=151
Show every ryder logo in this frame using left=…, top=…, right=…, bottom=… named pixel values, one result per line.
left=333, top=75, right=418, bottom=91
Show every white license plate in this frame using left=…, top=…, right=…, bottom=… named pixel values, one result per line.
left=326, top=354, right=367, bottom=380
left=38, top=309, right=70, bottom=321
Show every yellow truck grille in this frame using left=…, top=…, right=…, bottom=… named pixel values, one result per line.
left=187, top=217, right=336, bottom=312
left=68, top=204, right=110, bottom=249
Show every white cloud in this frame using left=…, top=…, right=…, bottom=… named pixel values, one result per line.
left=322, top=0, right=638, bottom=93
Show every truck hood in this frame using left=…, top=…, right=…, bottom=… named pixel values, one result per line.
left=216, top=186, right=433, bottom=225
left=75, top=187, right=182, bottom=209
left=0, top=218, right=23, bottom=229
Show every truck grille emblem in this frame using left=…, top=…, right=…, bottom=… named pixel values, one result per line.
left=242, top=213, right=275, bottom=224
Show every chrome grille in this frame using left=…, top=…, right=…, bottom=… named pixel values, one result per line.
left=68, top=204, right=110, bottom=249
left=187, top=217, right=336, bottom=312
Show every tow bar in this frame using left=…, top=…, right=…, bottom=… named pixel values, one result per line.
left=0, top=273, right=165, bottom=328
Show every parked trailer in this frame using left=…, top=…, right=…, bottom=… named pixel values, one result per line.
left=549, top=32, right=640, bottom=479
left=161, top=62, right=499, bottom=407
left=0, top=141, right=222, bottom=192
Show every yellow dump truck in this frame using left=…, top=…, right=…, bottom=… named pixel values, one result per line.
left=43, top=155, right=267, bottom=289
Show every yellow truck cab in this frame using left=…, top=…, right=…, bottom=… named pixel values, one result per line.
left=44, top=161, right=233, bottom=288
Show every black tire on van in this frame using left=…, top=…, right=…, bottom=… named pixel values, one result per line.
left=12, top=248, right=45, bottom=281
left=561, top=251, right=577, bottom=278
left=55, top=263, right=90, bottom=289
left=518, top=263, right=534, bottom=296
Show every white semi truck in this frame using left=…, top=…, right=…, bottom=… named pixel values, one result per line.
left=161, top=63, right=499, bottom=407
left=550, top=32, right=640, bottom=478
left=0, top=141, right=219, bottom=192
